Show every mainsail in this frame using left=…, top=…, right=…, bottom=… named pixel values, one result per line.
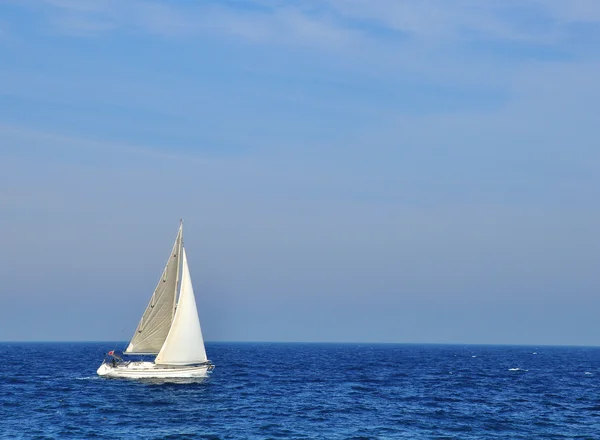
left=155, top=247, right=208, bottom=365
left=125, top=225, right=182, bottom=354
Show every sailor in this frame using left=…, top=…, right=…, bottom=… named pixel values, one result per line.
left=108, top=350, right=118, bottom=367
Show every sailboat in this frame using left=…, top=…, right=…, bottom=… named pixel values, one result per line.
left=97, top=221, right=213, bottom=378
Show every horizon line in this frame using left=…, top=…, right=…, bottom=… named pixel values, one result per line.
left=1, top=340, right=599, bottom=348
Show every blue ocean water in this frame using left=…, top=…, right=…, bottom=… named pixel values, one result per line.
left=1, top=343, right=600, bottom=439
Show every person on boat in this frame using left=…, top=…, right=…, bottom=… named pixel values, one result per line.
left=107, top=350, right=122, bottom=367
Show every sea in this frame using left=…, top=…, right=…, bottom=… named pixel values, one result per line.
left=1, top=342, right=600, bottom=439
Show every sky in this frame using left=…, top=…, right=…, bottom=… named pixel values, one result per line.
left=1, top=0, right=599, bottom=345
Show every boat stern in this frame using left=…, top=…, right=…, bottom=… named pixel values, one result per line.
left=97, top=361, right=111, bottom=376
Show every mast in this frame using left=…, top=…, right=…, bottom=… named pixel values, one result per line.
left=174, top=219, right=183, bottom=312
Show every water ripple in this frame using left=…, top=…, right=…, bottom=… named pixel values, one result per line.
left=2, top=343, right=600, bottom=439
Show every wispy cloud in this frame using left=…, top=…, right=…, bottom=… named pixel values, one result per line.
left=539, top=0, right=600, bottom=23
left=0, top=123, right=175, bottom=159
left=37, top=0, right=359, bottom=49
left=35, top=0, right=600, bottom=47
left=21, top=0, right=596, bottom=93
left=3, top=1, right=599, bottom=166
left=42, top=0, right=192, bottom=36
left=324, top=0, right=547, bottom=42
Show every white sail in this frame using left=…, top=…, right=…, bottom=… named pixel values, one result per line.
left=155, top=247, right=207, bottom=365
left=125, top=225, right=182, bottom=354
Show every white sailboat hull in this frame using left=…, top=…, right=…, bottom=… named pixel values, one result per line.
left=97, top=361, right=212, bottom=378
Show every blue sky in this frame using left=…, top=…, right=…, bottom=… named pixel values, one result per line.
left=1, top=0, right=599, bottom=345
